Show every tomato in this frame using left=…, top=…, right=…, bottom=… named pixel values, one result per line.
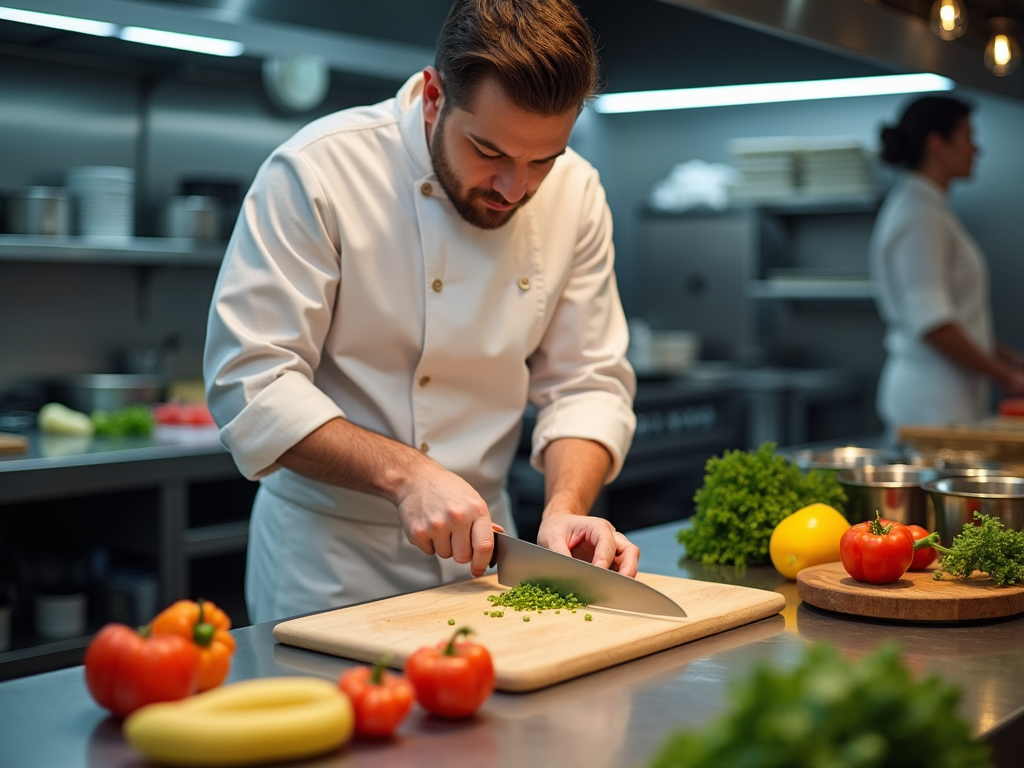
left=839, top=514, right=915, bottom=584
left=151, top=599, right=236, bottom=691
left=769, top=503, right=850, bottom=579
left=84, top=624, right=200, bottom=717
left=907, top=525, right=939, bottom=570
left=339, top=660, right=415, bottom=738
left=404, top=627, right=494, bottom=719
left=153, top=402, right=215, bottom=426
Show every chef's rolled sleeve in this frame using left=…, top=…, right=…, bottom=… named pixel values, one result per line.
left=220, top=371, right=344, bottom=480
left=204, top=147, right=344, bottom=480
left=886, top=211, right=956, bottom=340
left=527, top=172, right=636, bottom=483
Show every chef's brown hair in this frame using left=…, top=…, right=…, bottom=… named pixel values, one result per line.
left=435, top=0, right=599, bottom=116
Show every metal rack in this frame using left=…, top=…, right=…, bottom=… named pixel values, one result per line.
left=0, top=235, right=225, bottom=267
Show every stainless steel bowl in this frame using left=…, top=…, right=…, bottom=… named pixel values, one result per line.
left=921, top=476, right=1024, bottom=546
left=783, top=446, right=902, bottom=471
left=837, top=465, right=939, bottom=528
left=52, top=374, right=165, bottom=413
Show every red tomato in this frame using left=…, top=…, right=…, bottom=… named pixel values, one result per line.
left=404, top=627, right=494, bottom=719
left=153, top=402, right=215, bottom=426
left=84, top=624, right=200, bottom=717
left=839, top=514, right=915, bottom=584
left=339, top=662, right=415, bottom=738
left=907, top=525, right=939, bottom=570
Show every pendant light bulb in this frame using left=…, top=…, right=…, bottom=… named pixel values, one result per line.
left=930, top=0, right=966, bottom=40
left=985, top=19, right=1021, bottom=77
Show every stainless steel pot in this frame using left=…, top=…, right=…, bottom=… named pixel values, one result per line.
left=52, top=374, right=165, bottom=413
left=783, top=446, right=902, bottom=471
left=1, top=187, right=71, bottom=235
left=162, top=195, right=221, bottom=240
left=922, top=476, right=1024, bottom=546
left=837, top=465, right=939, bottom=528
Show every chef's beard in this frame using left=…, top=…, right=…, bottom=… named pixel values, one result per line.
left=429, top=108, right=532, bottom=230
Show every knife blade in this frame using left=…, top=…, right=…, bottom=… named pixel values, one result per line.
left=490, top=532, right=687, bottom=617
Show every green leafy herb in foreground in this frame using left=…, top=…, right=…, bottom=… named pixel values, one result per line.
left=930, top=512, right=1024, bottom=587
left=91, top=405, right=155, bottom=437
left=678, top=443, right=845, bottom=567
left=650, top=643, right=990, bottom=768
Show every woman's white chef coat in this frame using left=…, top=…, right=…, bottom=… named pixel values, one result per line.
left=870, top=172, right=994, bottom=433
left=203, top=73, right=636, bottom=623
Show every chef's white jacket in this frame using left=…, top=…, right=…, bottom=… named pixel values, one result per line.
left=204, top=74, right=636, bottom=621
left=870, top=172, right=993, bottom=432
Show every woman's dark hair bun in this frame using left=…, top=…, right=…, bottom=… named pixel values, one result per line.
left=878, top=95, right=972, bottom=169
left=880, top=125, right=907, bottom=166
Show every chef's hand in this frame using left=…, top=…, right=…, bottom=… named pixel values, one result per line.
left=536, top=514, right=640, bottom=578
left=395, top=461, right=502, bottom=578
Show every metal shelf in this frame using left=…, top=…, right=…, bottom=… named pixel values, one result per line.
left=749, top=277, right=875, bottom=301
left=0, top=235, right=225, bottom=267
left=642, top=193, right=880, bottom=219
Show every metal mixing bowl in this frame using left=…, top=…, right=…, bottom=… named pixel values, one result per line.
left=837, top=465, right=940, bottom=528
left=921, top=476, right=1024, bottom=547
left=783, top=446, right=902, bottom=471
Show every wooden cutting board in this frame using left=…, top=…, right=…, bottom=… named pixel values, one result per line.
left=797, top=562, right=1024, bottom=622
left=0, top=433, right=28, bottom=455
left=273, top=572, right=785, bottom=692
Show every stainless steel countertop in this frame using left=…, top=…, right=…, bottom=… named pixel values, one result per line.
left=2, top=522, right=1022, bottom=768
left=0, top=428, right=235, bottom=505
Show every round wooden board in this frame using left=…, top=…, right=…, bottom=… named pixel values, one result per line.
left=797, top=562, right=1024, bottom=622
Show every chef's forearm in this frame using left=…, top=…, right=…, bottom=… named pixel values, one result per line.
left=541, top=438, right=613, bottom=518
left=925, top=323, right=1015, bottom=387
left=277, top=417, right=426, bottom=504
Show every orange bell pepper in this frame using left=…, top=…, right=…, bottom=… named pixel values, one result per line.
left=151, top=599, right=236, bottom=691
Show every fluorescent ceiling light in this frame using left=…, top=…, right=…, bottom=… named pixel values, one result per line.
left=119, top=26, right=243, bottom=57
left=594, top=74, right=956, bottom=114
left=0, top=5, right=243, bottom=57
left=0, top=6, right=116, bottom=36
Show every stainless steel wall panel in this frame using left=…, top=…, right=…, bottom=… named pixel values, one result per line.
left=0, top=57, right=138, bottom=189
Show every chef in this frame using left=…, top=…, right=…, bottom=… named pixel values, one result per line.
left=871, top=95, right=1024, bottom=437
left=204, top=0, right=639, bottom=623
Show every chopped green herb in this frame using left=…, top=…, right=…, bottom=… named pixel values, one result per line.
left=585, top=613, right=592, bottom=621
left=523, top=615, right=530, bottom=622
left=555, top=610, right=560, bottom=614
left=447, top=618, right=455, bottom=625
left=488, top=581, right=588, bottom=612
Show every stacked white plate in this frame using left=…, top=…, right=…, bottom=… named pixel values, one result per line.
left=67, top=166, right=135, bottom=239
left=727, top=137, right=801, bottom=202
left=802, top=138, right=873, bottom=198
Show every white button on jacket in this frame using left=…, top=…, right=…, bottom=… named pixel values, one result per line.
left=203, top=74, right=636, bottom=621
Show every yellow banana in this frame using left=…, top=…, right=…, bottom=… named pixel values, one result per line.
left=124, top=676, right=353, bottom=766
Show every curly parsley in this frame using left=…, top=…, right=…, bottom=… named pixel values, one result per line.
left=932, top=512, right=1024, bottom=587
left=678, top=443, right=846, bottom=567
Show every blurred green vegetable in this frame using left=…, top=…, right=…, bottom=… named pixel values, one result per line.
left=679, top=443, right=845, bottom=567
left=91, top=405, right=155, bottom=437
left=650, top=643, right=990, bottom=768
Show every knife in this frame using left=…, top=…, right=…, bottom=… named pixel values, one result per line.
left=490, top=532, right=687, bottom=617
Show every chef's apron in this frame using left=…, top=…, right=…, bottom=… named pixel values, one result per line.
left=245, top=472, right=516, bottom=624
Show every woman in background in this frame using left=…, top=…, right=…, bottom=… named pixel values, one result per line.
left=871, top=95, right=1024, bottom=437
